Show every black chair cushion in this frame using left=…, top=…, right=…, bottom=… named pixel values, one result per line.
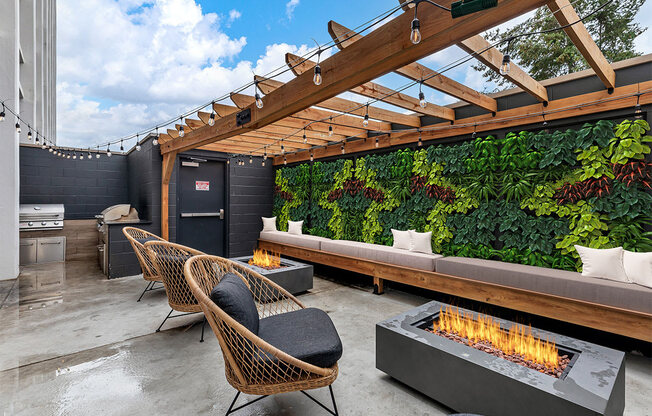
left=210, top=273, right=259, bottom=335
left=135, top=236, right=158, bottom=245
left=258, top=308, right=342, bottom=368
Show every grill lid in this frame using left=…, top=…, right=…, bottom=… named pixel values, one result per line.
left=19, top=204, right=65, bottom=219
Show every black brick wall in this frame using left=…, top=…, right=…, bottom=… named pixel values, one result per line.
left=20, top=146, right=130, bottom=219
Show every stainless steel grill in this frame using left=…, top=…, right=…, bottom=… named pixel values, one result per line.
left=19, top=204, right=65, bottom=231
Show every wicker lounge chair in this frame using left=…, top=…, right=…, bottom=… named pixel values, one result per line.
left=122, top=227, right=166, bottom=302
left=184, top=255, right=341, bottom=415
left=144, top=240, right=207, bottom=342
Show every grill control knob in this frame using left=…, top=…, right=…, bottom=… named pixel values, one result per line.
left=54, top=221, right=60, bottom=225
left=28, top=222, right=33, bottom=226
left=41, top=221, right=47, bottom=226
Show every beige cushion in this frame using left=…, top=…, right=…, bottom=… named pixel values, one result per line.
left=624, top=250, right=652, bottom=289
left=261, top=217, right=277, bottom=232
left=288, top=220, right=303, bottom=235
left=435, top=257, right=652, bottom=314
left=259, top=231, right=329, bottom=250
left=321, top=240, right=441, bottom=271
left=409, top=230, right=432, bottom=254
left=391, top=229, right=412, bottom=250
left=574, top=245, right=629, bottom=283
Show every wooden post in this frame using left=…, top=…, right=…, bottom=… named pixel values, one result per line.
left=373, top=276, right=384, bottom=295
left=161, top=152, right=176, bottom=240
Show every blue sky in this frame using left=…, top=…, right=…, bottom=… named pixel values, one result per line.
left=55, top=0, right=651, bottom=148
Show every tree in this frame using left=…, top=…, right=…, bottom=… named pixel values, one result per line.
left=473, top=0, right=646, bottom=89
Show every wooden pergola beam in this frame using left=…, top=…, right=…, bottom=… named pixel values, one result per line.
left=276, top=81, right=650, bottom=164
left=161, top=0, right=550, bottom=154
left=328, top=20, right=497, bottom=113
left=458, top=35, right=549, bottom=102
left=286, top=53, right=456, bottom=120
left=255, top=75, right=422, bottom=127
left=547, top=0, right=615, bottom=90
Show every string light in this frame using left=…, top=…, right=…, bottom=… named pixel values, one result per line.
left=375, top=137, right=379, bottom=148
left=254, top=80, right=264, bottom=109
left=283, top=156, right=287, bottom=165
left=472, top=123, right=477, bottom=138
left=73, top=151, right=77, bottom=160
left=410, top=4, right=421, bottom=45
left=500, top=39, right=512, bottom=76
left=27, top=129, right=32, bottom=141
left=96, top=146, right=101, bottom=159
left=341, top=142, right=345, bottom=154
left=249, top=155, right=253, bottom=164
left=542, top=112, right=548, bottom=126
left=135, top=134, right=141, bottom=151
left=0, top=104, right=5, bottom=121
left=178, top=118, right=185, bottom=137
left=363, top=105, right=369, bottom=127
left=281, top=139, right=285, bottom=155
left=303, top=128, right=307, bottom=143
left=419, top=81, right=427, bottom=108
left=120, top=139, right=124, bottom=152
left=634, top=93, right=642, bottom=119
left=313, top=64, right=322, bottom=86
left=15, top=122, right=21, bottom=133
left=226, top=157, right=230, bottom=165
left=208, top=102, right=216, bottom=126
left=107, top=145, right=112, bottom=157
left=310, top=151, right=314, bottom=162
left=153, top=127, right=159, bottom=146
left=328, top=116, right=333, bottom=137
left=417, top=129, right=422, bottom=147
left=88, top=149, right=92, bottom=159
left=262, top=158, right=265, bottom=167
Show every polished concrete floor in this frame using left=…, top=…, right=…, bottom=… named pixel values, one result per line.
left=0, top=260, right=650, bottom=415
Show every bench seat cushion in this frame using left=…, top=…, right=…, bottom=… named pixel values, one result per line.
left=259, top=231, right=330, bottom=250
left=321, top=240, right=441, bottom=271
left=258, top=307, right=343, bottom=368
left=435, top=257, right=652, bottom=314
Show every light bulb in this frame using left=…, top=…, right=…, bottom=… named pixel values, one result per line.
left=249, top=156, right=253, bottom=164
left=73, top=152, right=77, bottom=159
left=96, top=153, right=100, bottom=159
left=500, top=55, right=511, bottom=75
left=328, top=125, right=333, bottom=137
left=283, top=157, right=287, bottom=165
left=0, top=108, right=4, bottom=121
left=310, top=153, right=314, bottom=162
left=363, top=114, right=369, bottom=127
left=178, top=125, right=185, bottom=137
left=341, top=144, right=345, bottom=154
left=303, top=133, right=307, bottom=143
left=88, top=151, right=92, bottom=159
left=410, top=18, right=421, bottom=45
left=208, top=112, right=216, bottom=126
left=419, top=91, right=427, bottom=108
left=262, top=160, right=265, bottom=167
left=107, top=147, right=112, bottom=157
left=27, top=131, right=32, bottom=140
left=136, top=144, right=141, bottom=151
left=226, top=158, right=230, bottom=165
left=153, top=138, right=158, bottom=146
left=16, top=123, right=21, bottom=133
left=264, top=153, right=267, bottom=161
left=48, top=147, right=53, bottom=152
left=41, top=143, right=47, bottom=149
left=375, top=137, right=379, bottom=148
left=255, top=93, right=264, bottom=109
left=313, top=64, right=322, bottom=86
left=418, top=135, right=422, bottom=147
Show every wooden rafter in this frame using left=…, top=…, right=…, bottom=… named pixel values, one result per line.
left=161, top=0, right=551, bottom=154
left=328, top=20, right=497, bottom=113
left=286, top=53, right=456, bottom=120
left=458, top=35, right=549, bottom=102
left=276, top=81, right=651, bottom=164
left=547, top=0, right=615, bottom=90
left=255, top=75, right=422, bottom=127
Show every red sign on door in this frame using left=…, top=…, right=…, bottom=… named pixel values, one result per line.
left=195, top=181, right=210, bottom=191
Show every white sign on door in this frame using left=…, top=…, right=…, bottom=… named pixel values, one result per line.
left=195, top=181, right=210, bottom=191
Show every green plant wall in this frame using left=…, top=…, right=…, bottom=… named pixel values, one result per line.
left=273, top=119, right=652, bottom=271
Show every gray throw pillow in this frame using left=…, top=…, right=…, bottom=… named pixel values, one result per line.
left=210, top=273, right=259, bottom=335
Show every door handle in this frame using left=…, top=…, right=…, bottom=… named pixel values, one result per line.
left=220, top=209, right=224, bottom=220
left=180, top=212, right=221, bottom=218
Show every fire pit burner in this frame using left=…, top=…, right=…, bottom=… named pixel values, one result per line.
left=230, top=255, right=313, bottom=297
left=248, top=249, right=286, bottom=270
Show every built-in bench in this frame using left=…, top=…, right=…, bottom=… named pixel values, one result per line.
left=258, top=232, right=652, bottom=342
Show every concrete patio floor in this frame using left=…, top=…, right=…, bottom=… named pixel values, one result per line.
left=0, top=260, right=650, bottom=416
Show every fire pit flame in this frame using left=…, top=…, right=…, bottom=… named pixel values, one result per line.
left=434, top=306, right=560, bottom=371
left=249, top=249, right=282, bottom=270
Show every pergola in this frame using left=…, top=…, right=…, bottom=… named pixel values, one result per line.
left=157, top=0, right=651, bottom=239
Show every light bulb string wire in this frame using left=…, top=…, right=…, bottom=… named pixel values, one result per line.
left=274, top=86, right=651, bottom=161
left=241, top=0, right=618, bottom=158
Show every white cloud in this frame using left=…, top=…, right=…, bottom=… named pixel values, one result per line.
left=285, top=0, right=300, bottom=21
left=228, top=9, right=241, bottom=24
left=56, top=0, right=312, bottom=147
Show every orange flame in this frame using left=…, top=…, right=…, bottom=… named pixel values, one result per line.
left=435, top=306, right=559, bottom=370
left=249, top=249, right=282, bottom=269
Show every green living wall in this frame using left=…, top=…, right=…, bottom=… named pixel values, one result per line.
left=273, top=119, right=652, bottom=271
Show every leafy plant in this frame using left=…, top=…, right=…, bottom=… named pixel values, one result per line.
left=609, top=119, right=652, bottom=164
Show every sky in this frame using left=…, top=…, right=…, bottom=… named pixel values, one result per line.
left=56, top=0, right=652, bottom=148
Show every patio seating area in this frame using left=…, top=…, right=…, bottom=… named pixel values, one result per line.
left=2, top=1, right=651, bottom=415
left=1, top=259, right=650, bottom=415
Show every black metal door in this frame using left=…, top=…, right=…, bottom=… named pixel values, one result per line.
left=177, top=158, right=226, bottom=255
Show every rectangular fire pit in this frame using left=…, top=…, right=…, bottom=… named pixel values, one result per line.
left=230, top=255, right=313, bottom=296
left=376, top=301, right=625, bottom=416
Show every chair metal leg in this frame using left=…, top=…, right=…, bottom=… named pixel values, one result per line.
left=200, top=316, right=206, bottom=343
left=224, top=391, right=268, bottom=416
left=137, top=281, right=153, bottom=302
left=156, top=309, right=173, bottom=332
left=301, top=386, right=339, bottom=416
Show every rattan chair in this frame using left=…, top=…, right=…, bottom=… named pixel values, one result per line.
left=184, top=255, right=340, bottom=415
left=144, top=240, right=207, bottom=342
left=122, top=227, right=166, bottom=302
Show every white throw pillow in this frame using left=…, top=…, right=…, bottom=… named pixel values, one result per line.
left=623, top=250, right=652, bottom=289
left=574, top=245, right=628, bottom=282
left=392, top=229, right=413, bottom=250
left=261, top=217, right=277, bottom=232
left=409, top=230, right=433, bottom=254
left=288, top=220, right=303, bottom=235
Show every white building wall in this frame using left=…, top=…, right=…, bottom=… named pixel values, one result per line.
left=0, top=0, right=56, bottom=280
left=0, top=0, right=21, bottom=281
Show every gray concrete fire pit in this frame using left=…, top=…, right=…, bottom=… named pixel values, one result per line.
left=376, top=301, right=625, bottom=416
left=230, top=255, right=313, bottom=296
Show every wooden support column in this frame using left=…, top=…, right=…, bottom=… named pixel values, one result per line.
left=161, top=152, right=176, bottom=240
left=373, top=276, right=385, bottom=295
